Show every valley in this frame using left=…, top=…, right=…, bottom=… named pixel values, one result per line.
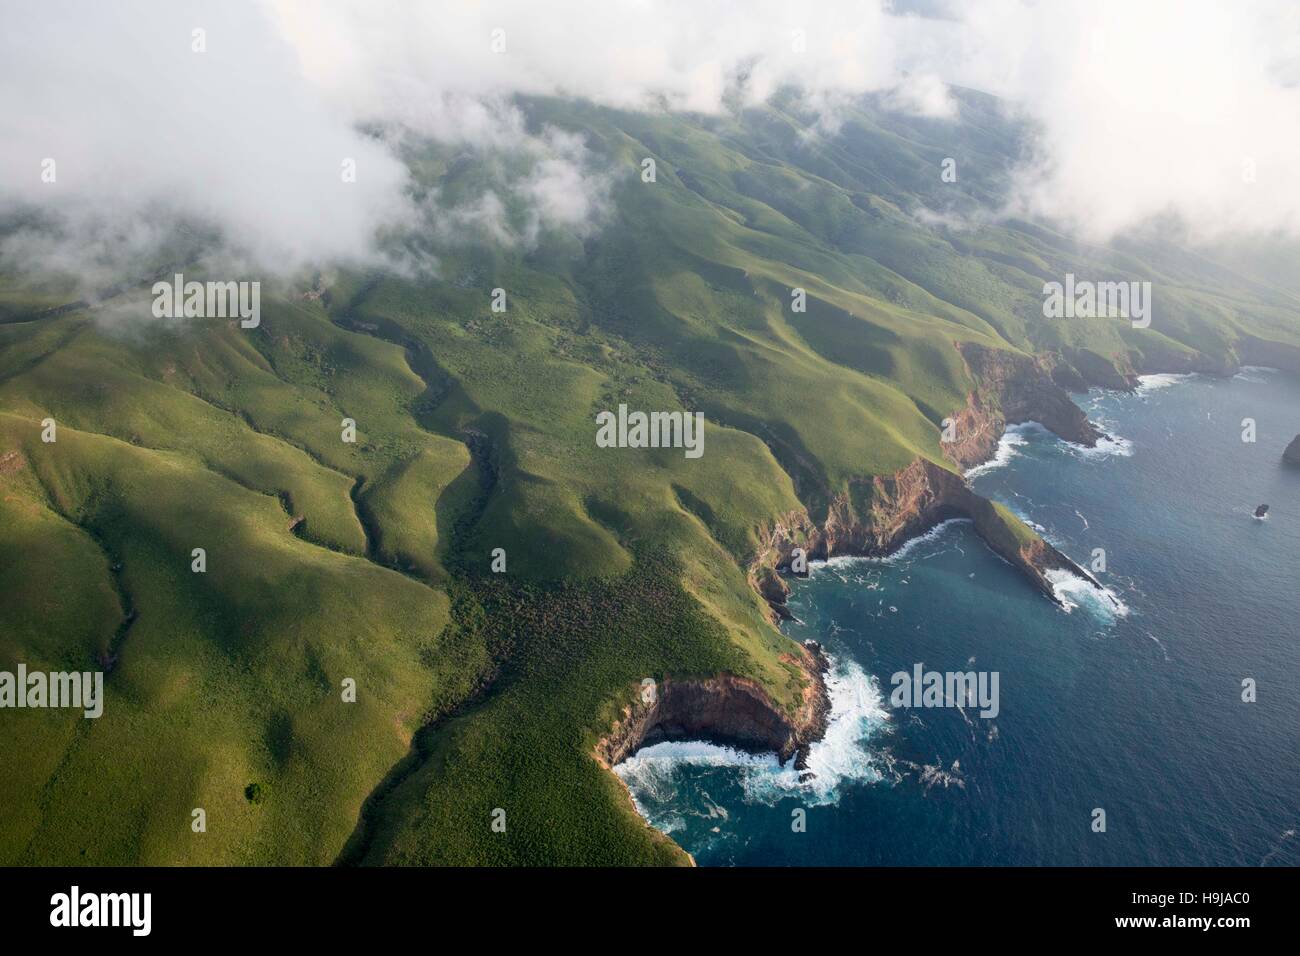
left=3, top=92, right=1298, bottom=866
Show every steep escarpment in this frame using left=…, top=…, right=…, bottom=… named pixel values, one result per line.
left=942, top=343, right=1101, bottom=471
left=595, top=642, right=830, bottom=770
left=1237, top=334, right=1300, bottom=377
left=1285, top=434, right=1300, bottom=467
left=1042, top=333, right=1291, bottom=394
left=751, top=457, right=1094, bottom=620
left=602, top=343, right=1106, bottom=784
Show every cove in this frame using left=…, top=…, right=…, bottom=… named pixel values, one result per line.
left=615, top=369, right=1300, bottom=866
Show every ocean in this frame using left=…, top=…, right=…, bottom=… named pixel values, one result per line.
left=614, top=368, right=1300, bottom=866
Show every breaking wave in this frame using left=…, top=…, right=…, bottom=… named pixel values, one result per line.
left=1044, top=568, right=1130, bottom=620
left=612, top=656, right=889, bottom=820
left=809, top=519, right=971, bottom=576
left=1234, top=366, right=1280, bottom=384
left=964, top=422, right=1037, bottom=478
left=968, top=419, right=1134, bottom=476
left=1070, top=430, right=1133, bottom=459
left=1135, top=373, right=1195, bottom=393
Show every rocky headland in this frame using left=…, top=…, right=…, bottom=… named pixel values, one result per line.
left=595, top=640, right=831, bottom=771
left=749, top=456, right=1098, bottom=622
left=602, top=341, right=1108, bottom=783
left=943, top=342, right=1101, bottom=471
left=1285, top=434, right=1300, bottom=467
left=600, top=334, right=1287, bottom=792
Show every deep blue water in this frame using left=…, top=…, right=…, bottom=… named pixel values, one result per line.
left=616, top=369, right=1300, bottom=865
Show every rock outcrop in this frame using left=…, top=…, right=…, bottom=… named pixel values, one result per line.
left=750, top=457, right=1094, bottom=620
left=1059, top=347, right=1141, bottom=391
left=1041, top=335, right=1288, bottom=393
left=602, top=342, right=1113, bottom=783
left=1237, top=334, right=1300, bottom=377
left=1285, top=434, right=1300, bottom=467
left=942, top=343, right=1101, bottom=471
left=754, top=566, right=793, bottom=619
left=595, top=642, right=830, bottom=770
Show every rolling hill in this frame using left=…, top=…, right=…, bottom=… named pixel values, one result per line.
left=2, top=90, right=1297, bottom=865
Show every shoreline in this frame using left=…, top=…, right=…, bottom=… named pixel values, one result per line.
left=595, top=640, right=832, bottom=774
left=598, top=344, right=1114, bottom=798
left=615, top=363, right=1298, bottom=867
left=750, top=347, right=1286, bottom=623
left=598, top=350, right=1272, bottom=860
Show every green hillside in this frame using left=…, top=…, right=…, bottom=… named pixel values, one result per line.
left=2, top=92, right=1296, bottom=865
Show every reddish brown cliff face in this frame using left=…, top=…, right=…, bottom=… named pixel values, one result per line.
left=943, top=343, right=1101, bottom=471
left=741, top=342, right=1113, bottom=620
left=751, top=457, right=1093, bottom=615
left=595, top=643, right=830, bottom=771
left=600, top=343, right=1106, bottom=778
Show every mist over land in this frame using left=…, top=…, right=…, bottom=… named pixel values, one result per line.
left=1, top=2, right=1297, bottom=868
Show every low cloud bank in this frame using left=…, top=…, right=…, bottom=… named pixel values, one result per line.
left=3, top=0, right=1299, bottom=284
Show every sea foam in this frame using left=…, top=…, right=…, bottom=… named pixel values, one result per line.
left=1234, top=366, right=1280, bottom=384
left=1044, top=568, right=1130, bottom=620
left=808, top=519, right=971, bottom=577
left=1070, top=430, right=1133, bottom=459
left=612, top=656, right=889, bottom=813
left=964, top=423, right=1035, bottom=478
left=1135, top=373, right=1195, bottom=393
left=966, top=419, right=1133, bottom=476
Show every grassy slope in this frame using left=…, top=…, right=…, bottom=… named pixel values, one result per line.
left=0, top=412, right=465, bottom=864
left=1, top=92, right=1297, bottom=865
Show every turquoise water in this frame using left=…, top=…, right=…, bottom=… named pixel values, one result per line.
left=615, top=369, right=1300, bottom=865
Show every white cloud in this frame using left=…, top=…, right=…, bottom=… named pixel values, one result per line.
left=947, top=0, right=1300, bottom=242
left=0, top=0, right=415, bottom=278
left=267, top=0, right=915, bottom=116
left=264, top=0, right=1300, bottom=243
left=3, top=0, right=1300, bottom=285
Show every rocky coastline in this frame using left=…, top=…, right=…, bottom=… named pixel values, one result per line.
left=594, top=640, right=831, bottom=771
left=598, top=335, right=1283, bottom=812
left=1285, top=434, right=1300, bottom=467
left=749, top=456, right=1100, bottom=621
left=942, top=342, right=1101, bottom=471
left=750, top=341, right=1109, bottom=621
left=598, top=341, right=1107, bottom=787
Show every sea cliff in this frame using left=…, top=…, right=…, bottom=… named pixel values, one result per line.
left=595, top=641, right=831, bottom=770
left=749, top=341, right=1106, bottom=619
left=943, top=342, right=1101, bottom=471
left=750, top=456, right=1098, bottom=621
left=602, top=343, right=1104, bottom=779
